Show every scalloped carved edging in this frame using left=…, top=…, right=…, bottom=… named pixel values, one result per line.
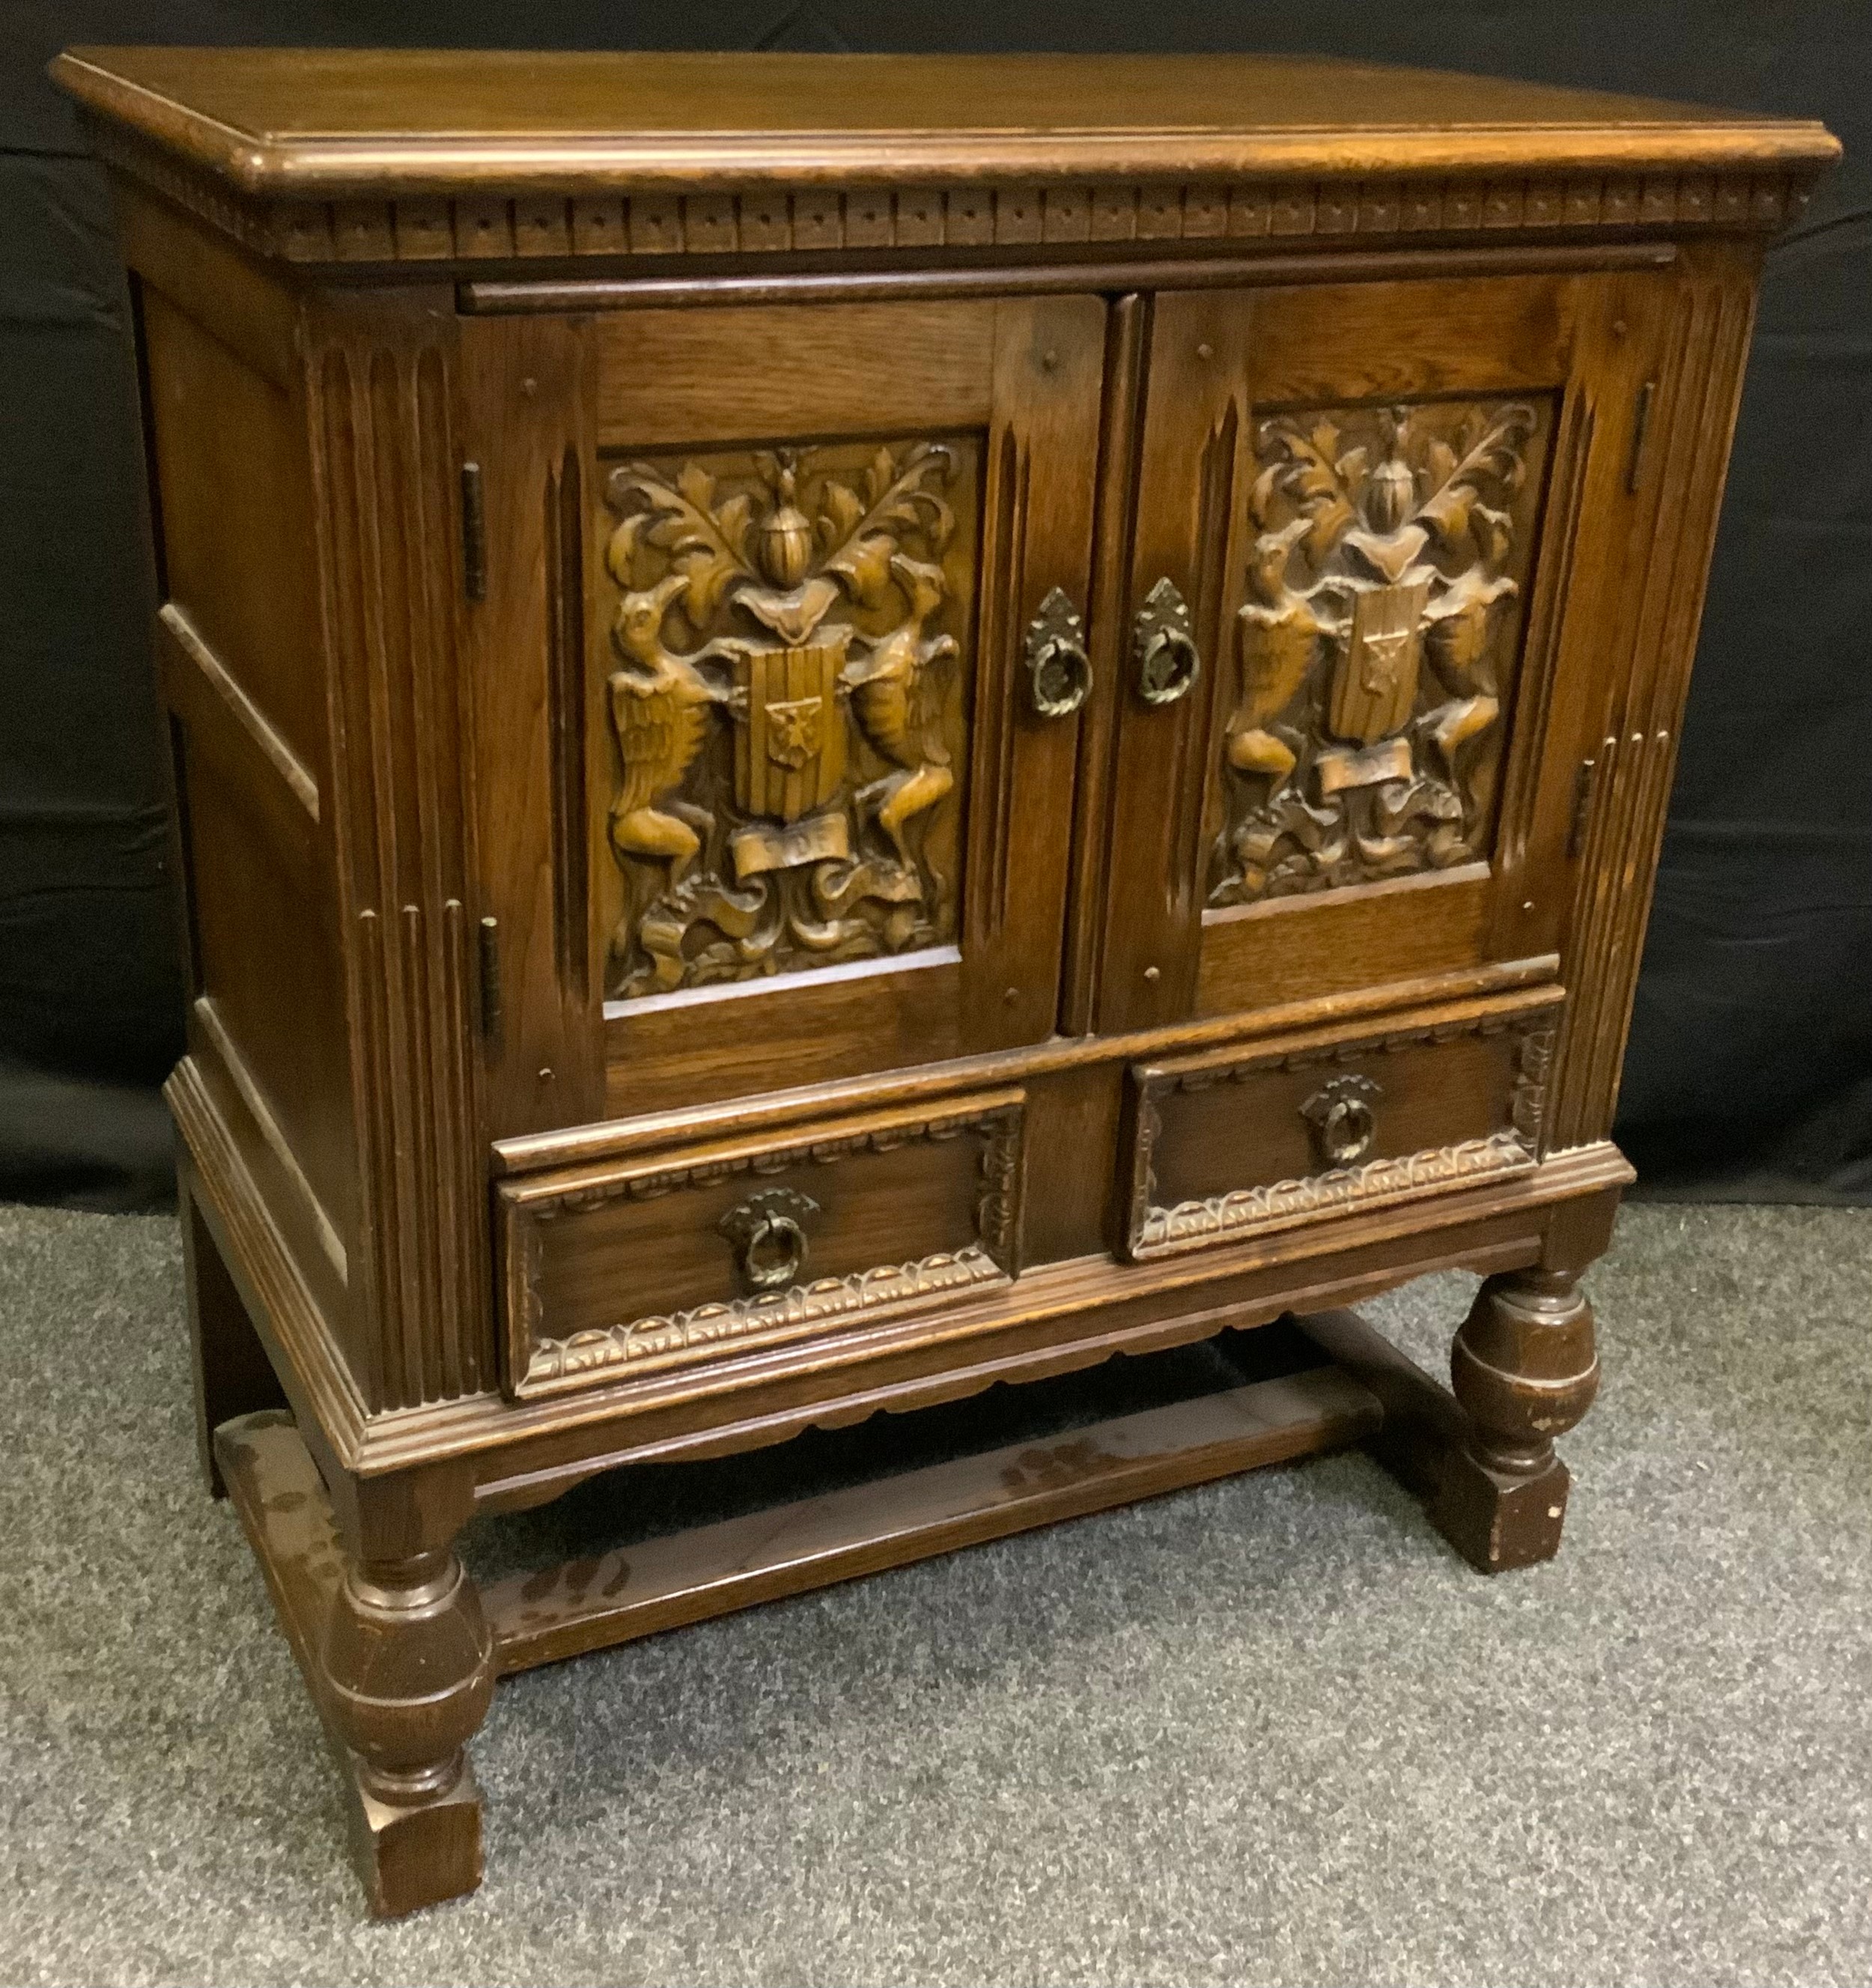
left=502, top=1096, right=1024, bottom=1399
left=1125, top=1007, right=1556, bottom=1262
left=85, top=121, right=1817, bottom=267
left=520, top=1246, right=1006, bottom=1399
left=1134, top=1131, right=1537, bottom=1260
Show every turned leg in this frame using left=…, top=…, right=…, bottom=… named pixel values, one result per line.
left=216, top=1415, right=495, bottom=1916
left=1429, top=1265, right=1599, bottom=1573
left=319, top=1499, right=496, bottom=1915
left=179, top=1169, right=286, bottom=1496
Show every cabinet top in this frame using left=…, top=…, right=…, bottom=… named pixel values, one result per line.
left=55, top=47, right=1838, bottom=191
left=55, top=47, right=1838, bottom=269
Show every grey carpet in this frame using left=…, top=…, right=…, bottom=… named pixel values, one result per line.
left=1, top=1202, right=1868, bottom=1987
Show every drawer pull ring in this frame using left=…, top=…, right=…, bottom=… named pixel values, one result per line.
left=1023, top=587, right=1092, bottom=719
left=1134, top=577, right=1201, bottom=706
left=1302, top=1073, right=1383, bottom=1167
left=719, top=1187, right=820, bottom=1292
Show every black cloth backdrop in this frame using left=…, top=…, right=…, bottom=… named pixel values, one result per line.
left=3, top=1, right=1867, bottom=1209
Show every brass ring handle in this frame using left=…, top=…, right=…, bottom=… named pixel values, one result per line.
left=1024, top=586, right=1092, bottom=720
left=1301, top=1074, right=1383, bottom=1168
left=1137, top=626, right=1201, bottom=706
left=719, top=1186, right=819, bottom=1294
left=741, top=1212, right=809, bottom=1291
left=1133, top=577, right=1201, bottom=707
left=1319, top=1097, right=1376, bottom=1166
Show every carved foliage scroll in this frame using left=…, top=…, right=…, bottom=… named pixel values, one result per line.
left=599, top=437, right=976, bottom=999
left=1212, top=397, right=1553, bottom=905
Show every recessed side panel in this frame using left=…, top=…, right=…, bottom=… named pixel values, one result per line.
left=168, top=702, right=352, bottom=1328
left=138, top=256, right=362, bottom=1350
left=142, top=286, right=328, bottom=794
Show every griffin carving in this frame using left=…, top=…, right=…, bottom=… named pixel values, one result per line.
left=601, top=440, right=968, bottom=997
left=843, top=553, right=958, bottom=885
left=606, top=568, right=731, bottom=892
left=1213, top=400, right=1545, bottom=904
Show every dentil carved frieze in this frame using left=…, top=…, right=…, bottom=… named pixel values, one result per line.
left=601, top=438, right=974, bottom=998
left=1212, top=398, right=1551, bottom=905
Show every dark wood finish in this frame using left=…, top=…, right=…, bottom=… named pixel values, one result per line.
left=1122, top=986, right=1560, bottom=1262
left=486, top=1360, right=1382, bottom=1672
left=1292, top=1305, right=1470, bottom=1505
left=54, top=49, right=1835, bottom=261
left=64, top=46, right=1835, bottom=1913
left=216, top=1413, right=489, bottom=1918
left=1097, top=267, right=1670, bottom=1033
left=455, top=240, right=1683, bottom=317
left=1434, top=1264, right=1600, bottom=1570
left=179, top=1169, right=288, bottom=1495
left=499, top=1089, right=1025, bottom=1401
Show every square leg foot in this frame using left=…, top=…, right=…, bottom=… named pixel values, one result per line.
left=347, top=1757, right=484, bottom=1918
left=1430, top=1448, right=1572, bottom=1573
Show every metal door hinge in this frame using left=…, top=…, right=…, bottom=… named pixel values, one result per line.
left=1566, top=758, right=1598, bottom=860
left=477, top=914, right=503, bottom=1039
left=1625, top=381, right=1656, bottom=496
left=461, top=461, right=487, bottom=601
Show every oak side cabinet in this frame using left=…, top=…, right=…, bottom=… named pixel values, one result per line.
left=56, top=46, right=1838, bottom=1915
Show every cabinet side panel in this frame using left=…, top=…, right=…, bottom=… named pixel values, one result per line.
left=175, top=724, right=353, bottom=1313
left=137, top=265, right=362, bottom=1359
left=1549, top=243, right=1763, bottom=1148
left=141, top=288, right=329, bottom=791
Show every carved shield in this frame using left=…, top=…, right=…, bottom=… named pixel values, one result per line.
left=1330, top=577, right=1431, bottom=745
left=732, top=635, right=851, bottom=823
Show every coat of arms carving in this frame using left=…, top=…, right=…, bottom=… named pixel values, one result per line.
left=1212, top=398, right=1550, bottom=905
left=601, top=439, right=970, bottom=998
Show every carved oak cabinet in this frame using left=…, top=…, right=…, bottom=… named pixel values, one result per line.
left=57, top=46, right=1837, bottom=1912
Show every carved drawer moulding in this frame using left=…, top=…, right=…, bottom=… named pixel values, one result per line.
left=500, top=1089, right=1027, bottom=1402
left=1123, top=991, right=1561, bottom=1262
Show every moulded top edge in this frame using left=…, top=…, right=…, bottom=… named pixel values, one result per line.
left=52, top=47, right=1842, bottom=201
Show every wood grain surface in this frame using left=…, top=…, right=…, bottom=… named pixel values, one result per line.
left=76, top=45, right=1831, bottom=1913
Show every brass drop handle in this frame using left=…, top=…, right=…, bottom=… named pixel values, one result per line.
left=1024, top=586, right=1092, bottom=719
left=718, top=1187, right=818, bottom=1293
left=1133, top=577, right=1201, bottom=706
left=1319, top=1095, right=1376, bottom=1164
left=742, top=1212, right=809, bottom=1289
left=1301, top=1074, right=1383, bottom=1167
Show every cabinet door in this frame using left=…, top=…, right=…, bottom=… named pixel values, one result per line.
left=464, top=294, right=1105, bottom=1135
left=1094, top=269, right=1670, bottom=1033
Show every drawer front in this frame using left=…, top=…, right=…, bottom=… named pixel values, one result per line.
left=500, top=1089, right=1024, bottom=1400
left=1121, top=991, right=1560, bottom=1262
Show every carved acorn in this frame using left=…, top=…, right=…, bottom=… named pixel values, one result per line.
left=756, top=457, right=815, bottom=588
left=1363, top=448, right=1417, bottom=535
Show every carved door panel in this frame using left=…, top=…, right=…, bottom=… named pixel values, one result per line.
left=464, top=294, right=1106, bottom=1136
left=1092, top=267, right=1677, bottom=1034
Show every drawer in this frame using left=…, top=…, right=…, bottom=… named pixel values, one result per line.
left=1120, top=990, right=1562, bottom=1262
left=499, top=1089, right=1025, bottom=1401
